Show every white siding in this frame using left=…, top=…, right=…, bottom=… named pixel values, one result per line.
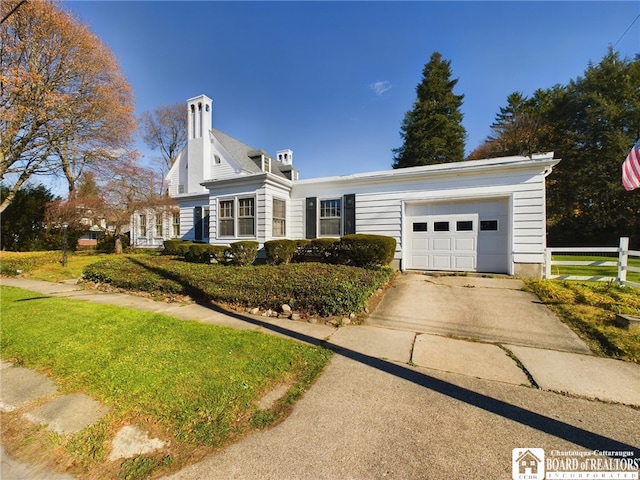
left=211, top=139, right=241, bottom=179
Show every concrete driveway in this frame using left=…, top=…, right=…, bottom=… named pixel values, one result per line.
left=366, top=273, right=592, bottom=354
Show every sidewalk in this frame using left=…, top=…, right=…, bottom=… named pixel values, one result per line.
left=1, top=277, right=639, bottom=479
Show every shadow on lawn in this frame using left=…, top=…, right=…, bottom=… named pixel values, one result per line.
left=129, top=258, right=640, bottom=457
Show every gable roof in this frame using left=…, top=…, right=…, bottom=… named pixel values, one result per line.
left=211, top=128, right=292, bottom=180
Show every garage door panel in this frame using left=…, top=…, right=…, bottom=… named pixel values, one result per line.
left=432, top=255, right=452, bottom=269
left=433, top=238, right=452, bottom=251
left=412, top=237, right=428, bottom=249
left=455, top=238, right=475, bottom=251
left=411, top=255, right=429, bottom=269
left=405, top=198, right=510, bottom=273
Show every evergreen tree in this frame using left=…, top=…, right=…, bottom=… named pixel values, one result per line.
left=0, top=184, right=57, bottom=251
left=468, top=91, right=546, bottom=160
left=544, top=49, right=640, bottom=246
left=393, top=52, right=466, bottom=168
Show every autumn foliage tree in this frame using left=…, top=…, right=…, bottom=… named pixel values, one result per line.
left=0, top=0, right=136, bottom=212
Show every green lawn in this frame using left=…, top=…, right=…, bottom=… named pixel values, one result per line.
left=0, top=285, right=332, bottom=479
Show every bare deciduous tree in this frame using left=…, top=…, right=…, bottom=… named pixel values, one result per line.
left=140, top=103, right=187, bottom=193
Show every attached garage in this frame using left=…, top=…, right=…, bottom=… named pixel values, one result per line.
left=404, top=198, right=510, bottom=273
left=292, top=152, right=559, bottom=277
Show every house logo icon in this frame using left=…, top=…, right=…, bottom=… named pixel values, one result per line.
left=512, top=448, right=545, bottom=480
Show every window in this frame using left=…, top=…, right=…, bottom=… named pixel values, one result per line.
left=480, top=220, right=499, bottom=231
left=433, top=221, right=449, bottom=232
left=413, top=222, right=428, bottom=232
left=155, top=214, right=163, bottom=237
left=139, top=214, right=147, bottom=237
left=172, top=213, right=180, bottom=238
left=456, top=220, right=473, bottom=232
left=219, top=200, right=234, bottom=237
left=238, top=198, right=255, bottom=236
left=320, top=199, right=341, bottom=236
left=273, top=199, right=286, bottom=237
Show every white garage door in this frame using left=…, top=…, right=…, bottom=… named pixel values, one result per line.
left=405, top=199, right=509, bottom=273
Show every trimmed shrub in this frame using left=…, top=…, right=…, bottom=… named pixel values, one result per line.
left=226, top=241, right=259, bottom=266
left=163, top=240, right=184, bottom=255
left=185, top=244, right=213, bottom=263
left=295, top=238, right=342, bottom=263
left=264, top=239, right=300, bottom=265
left=210, top=245, right=228, bottom=264
left=175, top=242, right=193, bottom=257
left=340, top=234, right=396, bottom=268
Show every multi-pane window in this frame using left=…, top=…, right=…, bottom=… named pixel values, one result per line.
left=172, top=213, right=180, bottom=238
left=219, top=200, right=234, bottom=237
left=155, top=214, right=163, bottom=237
left=320, top=199, right=341, bottom=236
left=238, top=198, right=255, bottom=236
left=273, top=199, right=286, bottom=237
left=139, top=214, right=147, bottom=237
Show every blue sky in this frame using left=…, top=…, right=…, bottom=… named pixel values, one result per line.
left=62, top=1, right=639, bottom=181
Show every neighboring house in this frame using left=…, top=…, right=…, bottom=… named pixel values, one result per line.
left=132, top=94, right=560, bottom=277
left=77, top=225, right=104, bottom=249
left=131, top=208, right=180, bottom=249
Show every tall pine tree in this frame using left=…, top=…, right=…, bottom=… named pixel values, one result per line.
left=393, top=52, right=466, bottom=168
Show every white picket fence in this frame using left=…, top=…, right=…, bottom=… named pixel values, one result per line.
left=545, top=237, right=640, bottom=288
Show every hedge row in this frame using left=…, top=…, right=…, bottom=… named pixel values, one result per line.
left=82, top=255, right=394, bottom=317
left=163, top=240, right=258, bottom=266
left=165, top=234, right=396, bottom=269
left=267, top=234, right=397, bottom=269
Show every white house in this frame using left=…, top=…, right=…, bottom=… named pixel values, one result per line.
left=131, top=94, right=560, bottom=277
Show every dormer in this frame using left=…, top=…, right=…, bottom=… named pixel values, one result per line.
left=248, top=149, right=273, bottom=173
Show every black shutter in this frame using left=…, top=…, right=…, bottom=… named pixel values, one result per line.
left=343, top=194, right=356, bottom=235
left=194, top=206, right=203, bottom=241
left=305, top=197, right=317, bottom=239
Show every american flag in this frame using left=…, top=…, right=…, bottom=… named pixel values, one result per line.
left=622, top=138, right=640, bottom=192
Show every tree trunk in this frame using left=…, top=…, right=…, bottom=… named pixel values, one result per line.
left=114, top=234, right=123, bottom=254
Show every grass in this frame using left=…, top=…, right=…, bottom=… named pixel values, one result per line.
left=0, top=285, right=332, bottom=479
left=0, top=250, right=111, bottom=282
left=524, top=279, right=640, bottom=363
